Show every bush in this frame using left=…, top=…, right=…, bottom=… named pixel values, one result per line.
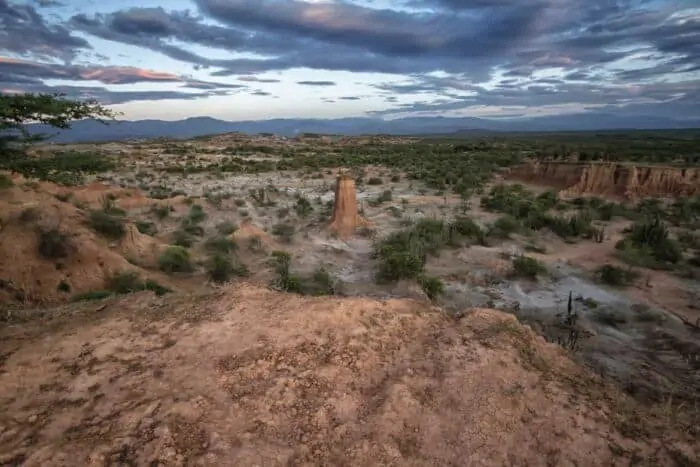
left=269, top=251, right=306, bottom=293
left=88, top=210, right=125, bottom=239
left=0, top=174, right=13, bottom=188
left=136, top=221, right=157, bottom=236
left=204, top=235, right=238, bottom=254
left=188, top=204, right=207, bottom=223
left=71, top=290, right=112, bottom=302
left=616, top=216, right=682, bottom=267
left=376, top=249, right=424, bottom=282
left=510, top=255, right=546, bottom=279
left=595, top=264, right=639, bottom=287
left=205, top=253, right=243, bottom=283
left=490, top=215, right=520, bottom=238
left=216, top=220, right=238, bottom=235
left=271, top=223, right=295, bottom=242
left=151, top=205, right=171, bottom=220
left=295, top=195, right=313, bottom=217
left=206, top=254, right=232, bottom=283
left=37, top=228, right=74, bottom=259
left=107, top=271, right=143, bottom=294
left=172, top=230, right=194, bottom=247
left=418, top=275, right=444, bottom=301
left=306, top=267, right=337, bottom=296
left=367, top=177, right=383, bottom=185
left=158, top=246, right=194, bottom=273
left=451, top=216, right=487, bottom=245
left=180, top=218, right=205, bottom=236
left=106, top=271, right=172, bottom=296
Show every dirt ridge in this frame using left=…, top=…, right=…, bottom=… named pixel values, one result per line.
left=0, top=284, right=696, bottom=465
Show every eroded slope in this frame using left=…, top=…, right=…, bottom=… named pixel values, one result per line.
left=0, top=285, right=696, bottom=466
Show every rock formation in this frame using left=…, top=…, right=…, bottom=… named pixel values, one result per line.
left=506, top=161, right=700, bottom=200
left=329, top=174, right=364, bottom=237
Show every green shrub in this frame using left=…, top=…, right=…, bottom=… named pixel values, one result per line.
left=367, top=177, right=383, bottom=185
left=216, top=220, right=238, bottom=235
left=107, top=271, right=144, bottom=294
left=71, top=290, right=112, bottom=302
left=451, top=216, right=486, bottom=244
left=158, top=246, right=194, bottom=273
left=295, top=195, right=313, bottom=217
left=151, top=205, right=171, bottom=220
left=306, top=267, right=337, bottom=296
left=269, top=251, right=305, bottom=293
left=490, top=215, right=520, bottom=238
left=88, top=210, right=126, bottom=239
left=510, top=255, right=546, bottom=279
left=617, top=216, right=682, bottom=267
left=37, top=228, right=74, bottom=259
left=172, top=229, right=194, bottom=247
left=136, top=221, right=157, bottom=236
left=418, top=275, right=444, bottom=301
left=204, top=235, right=238, bottom=254
left=377, top=189, right=393, bottom=203
left=106, top=271, right=171, bottom=296
left=188, top=204, right=207, bottom=223
left=143, top=280, right=172, bottom=296
left=595, top=264, right=639, bottom=287
left=206, top=253, right=235, bottom=283
left=0, top=174, right=13, bottom=188
left=271, top=223, right=295, bottom=242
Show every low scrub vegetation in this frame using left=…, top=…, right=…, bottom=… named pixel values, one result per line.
left=158, top=246, right=194, bottom=273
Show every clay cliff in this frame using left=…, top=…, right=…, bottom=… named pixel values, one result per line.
left=506, top=161, right=700, bottom=200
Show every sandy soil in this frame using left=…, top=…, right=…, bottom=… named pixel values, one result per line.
left=1, top=284, right=696, bottom=466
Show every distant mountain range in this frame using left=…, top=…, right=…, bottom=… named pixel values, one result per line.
left=23, top=113, right=700, bottom=143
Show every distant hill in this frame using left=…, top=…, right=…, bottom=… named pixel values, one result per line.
left=21, top=113, right=700, bottom=143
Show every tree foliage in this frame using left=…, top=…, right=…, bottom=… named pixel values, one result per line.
left=0, top=93, right=116, bottom=169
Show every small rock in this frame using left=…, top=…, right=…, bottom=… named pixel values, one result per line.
left=27, top=415, right=38, bottom=424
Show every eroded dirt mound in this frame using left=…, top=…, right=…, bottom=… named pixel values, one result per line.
left=232, top=221, right=279, bottom=250
left=0, top=185, right=164, bottom=305
left=507, top=161, right=700, bottom=200
left=329, top=174, right=369, bottom=238
left=0, top=285, right=695, bottom=466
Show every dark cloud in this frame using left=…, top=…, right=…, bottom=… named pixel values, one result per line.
left=296, top=80, right=336, bottom=86
left=368, top=77, right=700, bottom=119
left=1, top=84, right=227, bottom=105
left=339, top=96, right=361, bottom=100
left=237, top=76, right=281, bottom=83
left=0, top=57, right=244, bottom=90
left=0, top=0, right=89, bottom=61
left=3, top=0, right=699, bottom=119
left=32, top=0, right=64, bottom=7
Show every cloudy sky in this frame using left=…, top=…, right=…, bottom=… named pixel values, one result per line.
left=1, top=0, right=698, bottom=121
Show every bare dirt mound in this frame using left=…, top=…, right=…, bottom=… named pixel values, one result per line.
left=232, top=221, right=278, bottom=251
left=118, top=223, right=167, bottom=268
left=329, top=174, right=368, bottom=237
left=0, top=285, right=695, bottom=466
left=507, top=161, right=700, bottom=200
left=0, top=185, right=165, bottom=305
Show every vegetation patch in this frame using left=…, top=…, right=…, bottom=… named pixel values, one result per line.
left=158, top=246, right=194, bottom=273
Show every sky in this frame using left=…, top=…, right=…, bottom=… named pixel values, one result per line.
left=0, top=0, right=699, bottom=121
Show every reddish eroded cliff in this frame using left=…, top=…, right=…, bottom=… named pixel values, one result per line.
left=506, top=161, right=700, bottom=200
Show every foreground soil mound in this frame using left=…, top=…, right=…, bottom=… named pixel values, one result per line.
left=507, top=161, right=700, bottom=200
left=0, top=285, right=695, bottom=465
